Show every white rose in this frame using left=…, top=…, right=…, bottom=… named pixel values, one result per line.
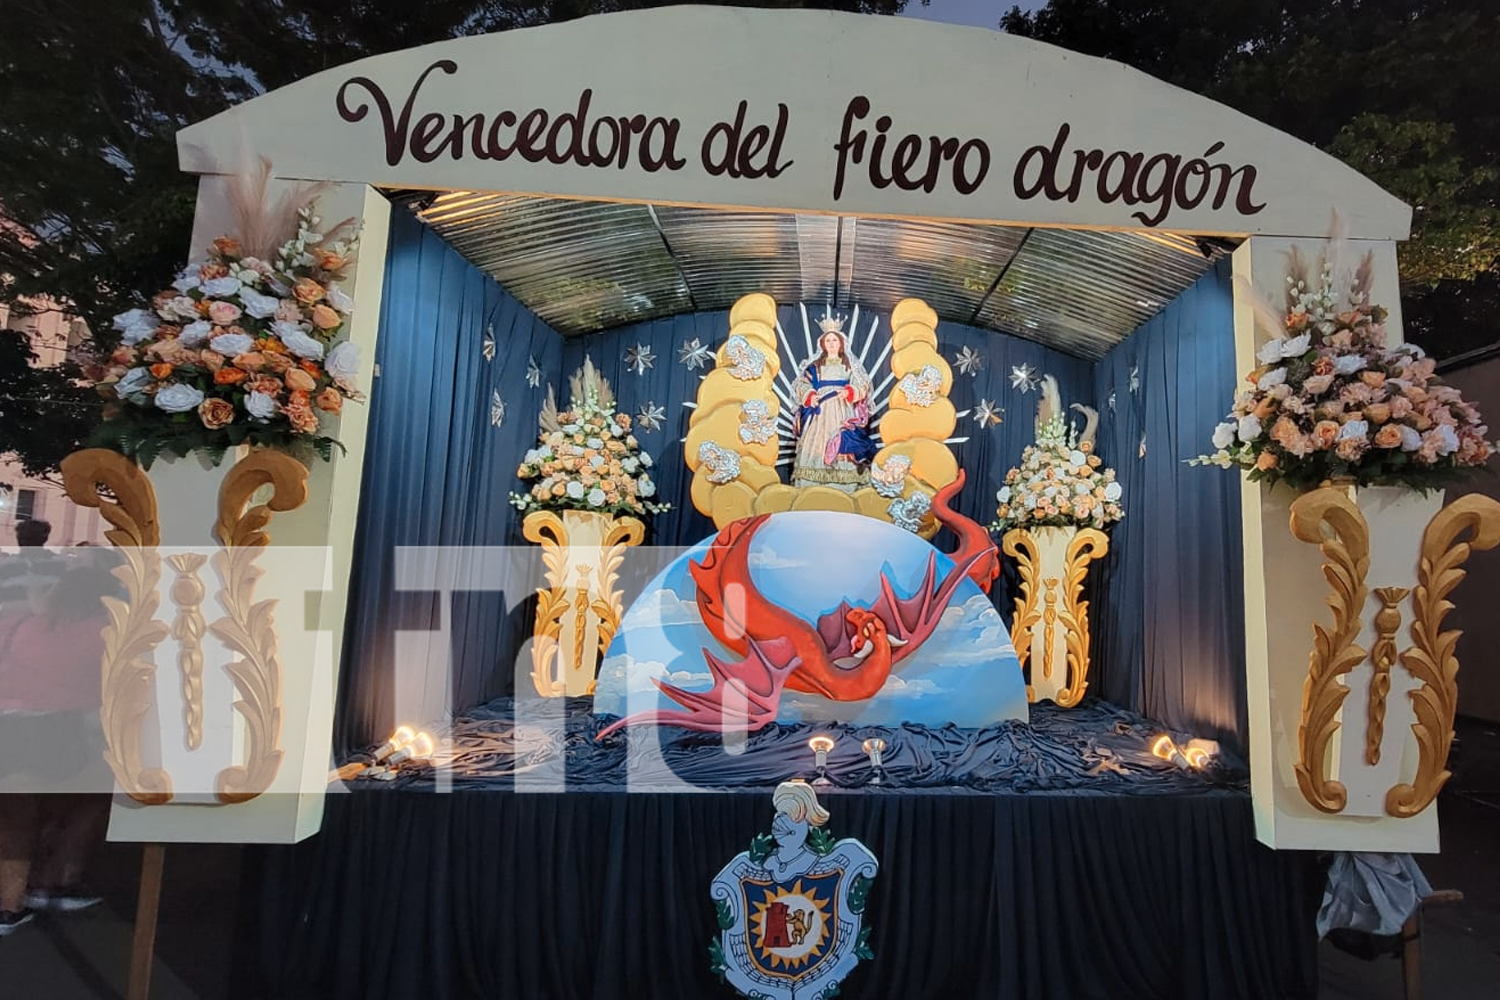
left=113, top=308, right=153, bottom=333
left=210, top=332, right=254, bottom=357
left=1069, top=450, right=1087, bottom=467
left=640, top=453, right=652, bottom=468
left=163, top=296, right=200, bottom=321
left=278, top=326, right=326, bottom=360
left=1280, top=333, right=1312, bottom=358
left=587, top=488, right=607, bottom=507
left=153, top=383, right=205, bottom=413
left=201, top=276, right=241, bottom=297
left=638, top=477, right=656, bottom=498
left=1256, top=367, right=1287, bottom=391
left=1398, top=425, right=1423, bottom=452
left=1337, top=420, right=1370, bottom=443
left=1435, top=424, right=1459, bottom=456
left=114, top=367, right=153, bottom=400
left=325, top=341, right=361, bottom=382
left=1103, top=481, right=1123, bottom=502
left=172, top=270, right=201, bottom=294
left=997, top=486, right=1011, bottom=504
left=1257, top=339, right=1285, bottom=365
left=1211, top=421, right=1237, bottom=450
left=1075, top=482, right=1091, bottom=496
left=589, top=454, right=605, bottom=468
left=326, top=285, right=355, bottom=313
left=1023, top=493, right=1038, bottom=509
left=1332, top=355, right=1366, bottom=376
left=622, top=457, right=639, bottom=474
left=566, top=481, right=585, bottom=499
left=178, top=320, right=213, bottom=347
left=239, top=287, right=281, bottom=319
left=586, top=437, right=604, bottom=449
left=245, top=391, right=279, bottom=421
left=1237, top=414, right=1263, bottom=443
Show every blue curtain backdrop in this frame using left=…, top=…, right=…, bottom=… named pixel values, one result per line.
left=1091, top=259, right=1247, bottom=751
left=338, top=213, right=1249, bottom=751
left=333, top=210, right=564, bottom=753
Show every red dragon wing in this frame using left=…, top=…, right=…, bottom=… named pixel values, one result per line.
left=685, top=515, right=768, bottom=657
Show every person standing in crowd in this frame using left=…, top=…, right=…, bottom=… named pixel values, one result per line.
left=0, top=520, right=66, bottom=613
left=0, top=563, right=116, bottom=935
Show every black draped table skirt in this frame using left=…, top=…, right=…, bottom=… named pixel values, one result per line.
left=242, top=787, right=1319, bottom=1000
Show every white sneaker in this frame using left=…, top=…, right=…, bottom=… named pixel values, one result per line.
left=25, top=886, right=102, bottom=912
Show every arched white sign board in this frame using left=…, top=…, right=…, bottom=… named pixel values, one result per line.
left=179, top=6, right=1409, bottom=240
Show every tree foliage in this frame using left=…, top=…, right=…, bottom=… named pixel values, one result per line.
left=1002, top=1, right=1500, bottom=354
left=0, top=0, right=909, bottom=475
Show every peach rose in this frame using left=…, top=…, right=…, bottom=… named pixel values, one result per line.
left=1364, top=402, right=1392, bottom=425
left=247, top=376, right=283, bottom=398
left=259, top=337, right=287, bottom=355
left=199, top=398, right=235, bottom=429
left=314, top=249, right=346, bottom=271
left=199, top=350, right=225, bottom=373
left=1335, top=438, right=1366, bottom=462
left=110, top=346, right=138, bottom=366
left=148, top=362, right=173, bottom=380
left=285, top=402, right=320, bottom=435
left=199, top=262, right=229, bottom=281
left=208, top=301, right=242, bottom=325
left=214, top=367, right=248, bottom=386
left=284, top=368, right=317, bottom=393
left=310, top=304, right=341, bottom=330
left=263, top=351, right=294, bottom=373
left=210, top=236, right=243, bottom=258
left=315, top=387, right=343, bottom=414
left=232, top=351, right=266, bottom=372
left=292, top=277, right=325, bottom=305
left=1252, top=396, right=1278, bottom=420
left=1255, top=451, right=1278, bottom=471
left=274, top=300, right=304, bottom=324
left=1374, top=424, right=1403, bottom=449
left=1311, top=420, right=1340, bottom=450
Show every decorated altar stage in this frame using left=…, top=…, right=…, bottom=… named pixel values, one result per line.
left=68, top=9, right=1500, bottom=1000
left=245, top=700, right=1318, bottom=1000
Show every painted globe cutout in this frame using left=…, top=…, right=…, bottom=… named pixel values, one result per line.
left=594, top=510, right=1028, bottom=728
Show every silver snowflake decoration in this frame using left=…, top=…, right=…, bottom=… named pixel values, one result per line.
left=952, top=345, right=985, bottom=377
left=489, top=389, right=506, bottom=428
left=972, top=398, right=1004, bottom=428
left=481, top=325, right=496, bottom=362
left=678, top=338, right=713, bottom=371
left=1129, top=364, right=1141, bottom=394
left=637, top=401, right=666, bottom=433
left=1009, top=363, right=1041, bottom=394
left=625, top=343, right=656, bottom=376
left=888, top=492, right=932, bottom=533
left=525, top=355, right=542, bottom=389
left=1107, top=389, right=1117, bottom=413
left=1138, top=432, right=1147, bottom=458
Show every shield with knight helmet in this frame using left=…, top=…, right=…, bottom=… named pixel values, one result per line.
left=710, top=781, right=878, bottom=1000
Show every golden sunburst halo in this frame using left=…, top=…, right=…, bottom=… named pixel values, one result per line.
left=748, top=878, right=834, bottom=971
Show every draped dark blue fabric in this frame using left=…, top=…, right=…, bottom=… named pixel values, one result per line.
left=566, top=309, right=1093, bottom=552
left=241, top=788, right=1318, bottom=1000
left=333, top=211, right=565, bottom=754
left=1091, top=260, right=1247, bottom=752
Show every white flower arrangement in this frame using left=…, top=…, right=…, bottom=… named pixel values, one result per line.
left=992, top=377, right=1123, bottom=532
left=509, top=357, right=671, bottom=518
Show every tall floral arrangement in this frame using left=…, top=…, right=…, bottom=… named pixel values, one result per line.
left=88, top=204, right=361, bottom=467
left=510, top=358, right=669, bottom=518
left=993, top=377, right=1123, bottom=532
left=1192, top=246, right=1492, bottom=491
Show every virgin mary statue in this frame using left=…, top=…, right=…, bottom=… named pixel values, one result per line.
left=791, top=315, right=877, bottom=491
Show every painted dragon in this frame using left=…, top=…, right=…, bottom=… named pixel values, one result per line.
left=597, top=471, right=999, bottom=737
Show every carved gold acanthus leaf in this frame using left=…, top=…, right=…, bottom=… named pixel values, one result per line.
left=1386, top=493, right=1500, bottom=818
left=1365, top=586, right=1408, bottom=767
left=1056, top=528, right=1108, bottom=708
left=1001, top=529, right=1042, bottom=684
left=1287, top=487, right=1371, bottom=814
left=59, top=449, right=172, bottom=804
left=207, top=451, right=310, bottom=804
left=167, top=553, right=209, bottom=751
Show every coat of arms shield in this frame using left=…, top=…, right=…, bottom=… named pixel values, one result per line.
left=710, top=781, right=878, bottom=1000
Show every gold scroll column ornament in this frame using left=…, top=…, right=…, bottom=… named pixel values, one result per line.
left=1001, top=525, right=1108, bottom=707
left=61, top=449, right=172, bottom=805
left=207, top=450, right=309, bottom=804
left=1288, top=486, right=1500, bottom=819
left=60, top=448, right=310, bottom=807
left=523, top=509, right=645, bottom=697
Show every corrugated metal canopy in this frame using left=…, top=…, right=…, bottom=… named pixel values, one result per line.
left=400, top=190, right=1231, bottom=360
